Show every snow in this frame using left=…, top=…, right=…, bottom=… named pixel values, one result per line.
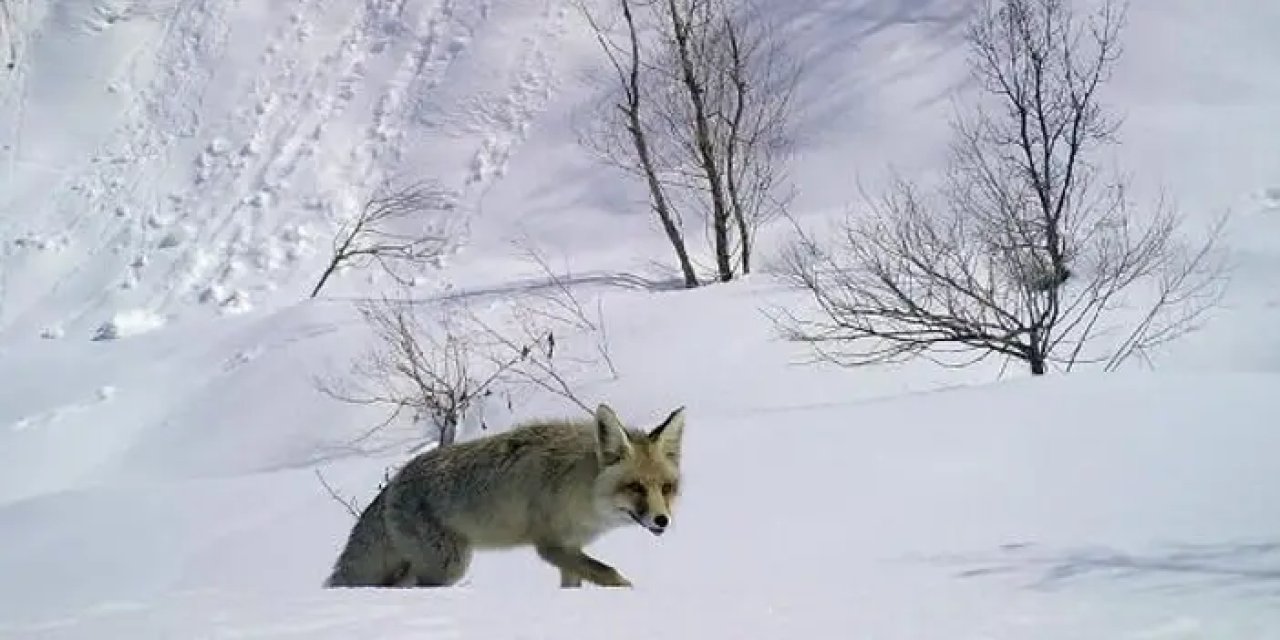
left=3, top=365, right=1280, bottom=637
left=2, top=0, right=1280, bottom=637
left=91, top=308, right=167, bottom=340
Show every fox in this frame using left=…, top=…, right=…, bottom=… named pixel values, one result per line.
left=324, top=403, right=686, bottom=589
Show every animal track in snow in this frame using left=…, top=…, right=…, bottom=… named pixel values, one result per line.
left=1, top=0, right=581, bottom=332
left=92, top=308, right=167, bottom=340
left=457, top=3, right=564, bottom=193
left=9, top=386, right=118, bottom=432
left=1261, top=186, right=1280, bottom=211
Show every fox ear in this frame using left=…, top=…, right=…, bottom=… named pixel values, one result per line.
left=594, top=403, right=632, bottom=466
left=648, top=406, right=685, bottom=462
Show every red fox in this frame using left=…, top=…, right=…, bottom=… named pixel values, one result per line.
left=325, top=403, right=686, bottom=588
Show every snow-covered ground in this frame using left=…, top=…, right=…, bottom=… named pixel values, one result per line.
left=2, top=0, right=1279, bottom=637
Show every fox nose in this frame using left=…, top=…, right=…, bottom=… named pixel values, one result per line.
left=653, top=514, right=669, bottom=528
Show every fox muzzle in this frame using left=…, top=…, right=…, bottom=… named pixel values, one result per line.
left=628, top=509, right=669, bottom=536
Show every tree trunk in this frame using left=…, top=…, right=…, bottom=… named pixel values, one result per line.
left=439, top=414, right=459, bottom=447
left=734, top=208, right=752, bottom=274
left=666, top=0, right=734, bottom=282
left=621, top=0, right=699, bottom=289
left=1027, top=350, right=1046, bottom=375
left=662, top=210, right=701, bottom=288
left=723, top=16, right=753, bottom=276
left=310, top=258, right=340, bottom=298
left=627, top=108, right=698, bottom=287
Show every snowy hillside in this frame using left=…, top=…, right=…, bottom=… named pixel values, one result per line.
left=6, top=370, right=1280, bottom=638
left=2, top=0, right=1280, bottom=637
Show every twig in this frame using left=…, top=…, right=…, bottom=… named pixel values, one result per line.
left=315, top=469, right=361, bottom=519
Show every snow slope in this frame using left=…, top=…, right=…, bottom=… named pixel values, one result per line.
left=2, top=0, right=1280, bottom=637
left=4, top=362, right=1280, bottom=637
left=1, top=0, right=586, bottom=338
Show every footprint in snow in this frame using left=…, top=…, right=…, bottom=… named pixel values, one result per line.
left=1262, top=186, right=1280, bottom=211
left=9, top=386, right=118, bottom=432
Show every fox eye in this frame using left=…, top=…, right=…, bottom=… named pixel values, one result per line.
left=661, top=482, right=676, bottom=495
left=622, top=482, right=645, bottom=495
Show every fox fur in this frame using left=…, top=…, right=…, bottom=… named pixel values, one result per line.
left=324, top=403, right=686, bottom=589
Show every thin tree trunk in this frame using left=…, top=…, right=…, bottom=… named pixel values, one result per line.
left=666, top=0, right=734, bottom=282
left=312, top=219, right=362, bottom=298
left=310, top=259, right=340, bottom=298
left=439, top=414, right=458, bottom=447
left=723, top=16, right=752, bottom=275
left=1027, top=327, right=1046, bottom=375
left=620, top=0, right=699, bottom=288
left=633, top=117, right=699, bottom=288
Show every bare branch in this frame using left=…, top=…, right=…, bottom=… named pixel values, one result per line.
left=1103, top=212, right=1230, bottom=371
left=317, top=264, right=621, bottom=451
left=467, top=313, right=596, bottom=417
left=775, top=0, right=1227, bottom=376
left=314, top=469, right=361, bottom=519
left=575, top=0, right=699, bottom=288
left=315, top=294, right=525, bottom=448
left=513, top=238, right=620, bottom=379
left=576, top=0, right=798, bottom=285
left=311, top=180, right=458, bottom=298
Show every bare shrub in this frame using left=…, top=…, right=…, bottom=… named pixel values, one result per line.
left=461, top=251, right=622, bottom=417
left=775, top=0, right=1227, bottom=375
left=318, top=262, right=620, bottom=449
left=316, top=296, right=526, bottom=447
left=310, top=181, right=457, bottom=298
left=466, top=310, right=598, bottom=417
left=513, top=240, right=620, bottom=380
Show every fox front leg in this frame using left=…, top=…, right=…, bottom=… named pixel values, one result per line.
left=559, top=568, right=583, bottom=588
left=536, top=545, right=632, bottom=588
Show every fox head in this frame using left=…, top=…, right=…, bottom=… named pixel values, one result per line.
left=593, top=403, right=685, bottom=536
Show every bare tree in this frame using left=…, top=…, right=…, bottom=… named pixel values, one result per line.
left=579, top=0, right=698, bottom=288
left=657, top=0, right=797, bottom=279
left=469, top=315, right=595, bottom=416
left=577, top=0, right=797, bottom=285
left=709, top=2, right=798, bottom=275
left=513, top=239, right=620, bottom=380
left=317, top=266, right=618, bottom=449
left=316, top=296, right=528, bottom=447
left=310, top=180, right=457, bottom=298
left=776, top=0, right=1227, bottom=376
left=663, top=0, right=736, bottom=280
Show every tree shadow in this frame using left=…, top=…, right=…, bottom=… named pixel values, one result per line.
left=772, top=0, right=974, bottom=142
left=931, top=540, right=1280, bottom=597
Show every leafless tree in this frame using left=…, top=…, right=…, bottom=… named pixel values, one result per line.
left=469, top=315, right=595, bottom=416
left=310, top=180, right=457, bottom=298
left=317, top=263, right=618, bottom=449
left=577, top=0, right=797, bottom=285
left=776, top=0, right=1227, bottom=376
left=578, top=0, right=698, bottom=288
left=708, top=2, right=798, bottom=276
left=316, top=296, right=528, bottom=447
left=513, top=239, right=620, bottom=379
